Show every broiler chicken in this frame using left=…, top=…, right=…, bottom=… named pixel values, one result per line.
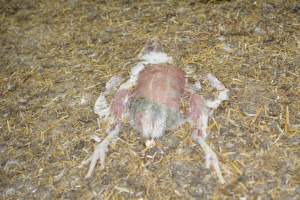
left=81, top=41, right=229, bottom=184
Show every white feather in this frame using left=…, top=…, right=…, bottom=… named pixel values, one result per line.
left=219, top=89, right=229, bottom=101
left=120, top=63, right=145, bottom=90
left=205, top=74, right=229, bottom=109
left=205, top=99, right=222, bottom=109
left=141, top=105, right=153, bottom=138
left=104, top=76, right=123, bottom=95
left=188, top=81, right=202, bottom=92
left=140, top=104, right=167, bottom=139
left=140, top=51, right=173, bottom=64
left=94, top=94, right=110, bottom=119
left=207, top=73, right=225, bottom=90
left=151, top=109, right=167, bottom=138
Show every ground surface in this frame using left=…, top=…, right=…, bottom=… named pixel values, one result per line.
left=0, top=0, right=300, bottom=199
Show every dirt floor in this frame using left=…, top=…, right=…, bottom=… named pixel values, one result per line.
left=1, top=0, right=300, bottom=199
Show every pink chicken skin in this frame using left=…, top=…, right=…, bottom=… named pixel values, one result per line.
left=135, top=64, right=185, bottom=112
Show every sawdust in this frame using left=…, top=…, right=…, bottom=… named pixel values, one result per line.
left=1, top=0, right=299, bottom=199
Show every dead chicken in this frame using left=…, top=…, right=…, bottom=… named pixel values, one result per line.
left=81, top=41, right=229, bottom=183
